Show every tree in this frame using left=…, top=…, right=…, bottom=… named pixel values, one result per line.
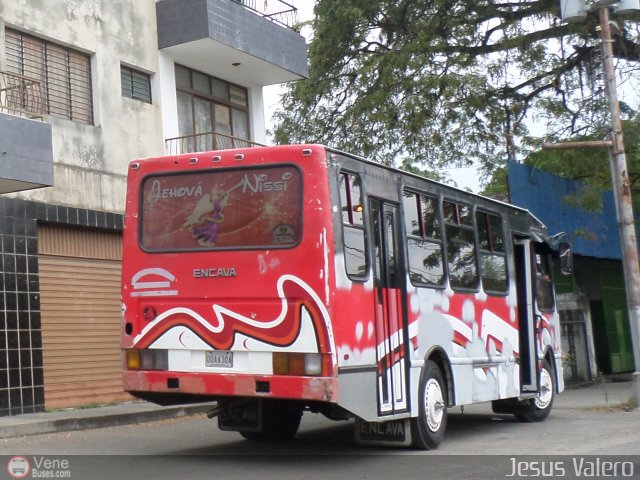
left=480, top=115, right=640, bottom=210
left=272, top=0, right=640, bottom=183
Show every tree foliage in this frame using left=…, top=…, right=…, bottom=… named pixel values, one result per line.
left=480, top=115, right=640, bottom=210
left=272, top=0, right=640, bottom=183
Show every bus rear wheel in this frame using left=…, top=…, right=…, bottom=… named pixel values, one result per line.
left=411, top=360, right=448, bottom=450
left=515, top=358, right=555, bottom=423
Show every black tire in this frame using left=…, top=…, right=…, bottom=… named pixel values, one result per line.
left=515, top=357, right=555, bottom=422
left=261, top=400, right=303, bottom=441
left=411, top=360, right=448, bottom=450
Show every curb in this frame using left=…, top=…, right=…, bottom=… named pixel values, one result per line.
left=0, top=404, right=212, bottom=439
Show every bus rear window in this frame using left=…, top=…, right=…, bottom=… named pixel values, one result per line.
left=140, top=165, right=302, bottom=251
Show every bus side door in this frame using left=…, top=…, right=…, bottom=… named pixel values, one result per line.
left=514, top=237, right=538, bottom=394
left=370, top=199, right=409, bottom=415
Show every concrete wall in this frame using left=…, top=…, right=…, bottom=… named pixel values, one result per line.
left=156, top=0, right=308, bottom=80
left=0, top=0, right=164, bottom=212
left=1, top=0, right=300, bottom=211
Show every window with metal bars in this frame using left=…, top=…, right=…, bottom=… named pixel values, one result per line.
left=121, top=65, right=152, bottom=103
left=4, top=28, right=93, bottom=124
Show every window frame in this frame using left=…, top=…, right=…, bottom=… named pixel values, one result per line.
left=534, top=250, right=556, bottom=312
left=443, top=199, right=480, bottom=291
left=338, top=171, right=369, bottom=280
left=174, top=64, right=251, bottom=143
left=121, top=65, right=152, bottom=104
left=475, top=209, right=509, bottom=294
left=138, top=164, right=304, bottom=253
left=402, top=189, right=446, bottom=288
left=5, top=28, right=94, bottom=124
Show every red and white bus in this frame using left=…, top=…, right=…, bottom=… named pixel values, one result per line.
left=121, top=144, right=569, bottom=449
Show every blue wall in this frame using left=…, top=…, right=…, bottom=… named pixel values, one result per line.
left=507, top=161, right=630, bottom=260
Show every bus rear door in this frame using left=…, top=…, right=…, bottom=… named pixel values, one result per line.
left=370, top=199, right=409, bottom=415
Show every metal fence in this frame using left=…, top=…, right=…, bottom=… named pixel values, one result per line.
left=232, top=0, right=299, bottom=29
left=0, top=70, right=45, bottom=119
left=165, top=131, right=264, bottom=155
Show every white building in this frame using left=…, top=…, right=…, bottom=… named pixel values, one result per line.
left=0, top=0, right=308, bottom=415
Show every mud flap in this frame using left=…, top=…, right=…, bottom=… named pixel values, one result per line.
left=355, top=418, right=412, bottom=447
left=218, top=399, right=262, bottom=432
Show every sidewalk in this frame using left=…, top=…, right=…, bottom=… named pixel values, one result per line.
left=0, top=381, right=635, bottom=439
left=0, top=401, right=212, bottom=439
left=555, top=379, right=634, bottom=410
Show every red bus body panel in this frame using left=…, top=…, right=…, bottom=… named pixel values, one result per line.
left=122, top=145, right=338, bottom=402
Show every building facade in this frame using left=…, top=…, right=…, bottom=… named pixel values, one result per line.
left=0, top=0, right=308, bottom=415
left=508, top=161, right=636, bottom=385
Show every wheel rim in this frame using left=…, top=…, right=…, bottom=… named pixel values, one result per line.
left=424, top=378, right=445, bottom=432
left=535, top=367, right=553, bottom=410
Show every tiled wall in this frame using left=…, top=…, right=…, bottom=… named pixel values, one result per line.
left=0, top=197, right=123, bottom=416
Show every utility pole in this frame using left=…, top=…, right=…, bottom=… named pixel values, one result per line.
left=547, top=1, right=640, bottom=407
left=598, top=6, right=640, bottom=407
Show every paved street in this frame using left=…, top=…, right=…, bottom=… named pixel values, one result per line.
left=3, top=404, right=640, bottom=456
left=1, top=401, right=639, bottom=479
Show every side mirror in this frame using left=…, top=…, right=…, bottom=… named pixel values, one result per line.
left=559, top=242, right=573, bottom=276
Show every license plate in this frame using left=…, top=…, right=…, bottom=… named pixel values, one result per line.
left=218, top=401, right=261, bottom=432
left=206, top=351, right=233, bottom=368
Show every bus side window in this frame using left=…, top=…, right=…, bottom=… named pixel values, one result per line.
left=339, top=172, right=368, bottom=278
left=476, top=211, right=508, bottom=293
left=443, top=200, right=478, bottom=290
left=402, top=190, right=445, bottom=286
left=534, top=252, right=555, bottom=311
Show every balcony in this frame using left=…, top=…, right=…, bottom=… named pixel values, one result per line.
left=156, top=0, right=309, bottom=87
left=0, top=71, right=54, bottom=194
left=0, top=70, right=45, bottom=119
left=165, top=131, right=264, bottom=155
left=231, top=0, right=298, bottom=29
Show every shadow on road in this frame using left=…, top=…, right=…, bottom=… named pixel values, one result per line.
left=115, top=412, right=527, bottom=480
left=169, top=410, right=520, bottom=456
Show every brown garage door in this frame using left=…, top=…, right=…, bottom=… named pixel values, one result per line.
left=38, top=225, right=132, bottom=409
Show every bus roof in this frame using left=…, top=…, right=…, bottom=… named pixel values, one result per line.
left=321, top=144, right=547, bottom=232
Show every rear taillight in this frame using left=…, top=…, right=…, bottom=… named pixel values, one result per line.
left=272, top=352, right=323, bottom=376
left=125, top=349, right=168, bottom=371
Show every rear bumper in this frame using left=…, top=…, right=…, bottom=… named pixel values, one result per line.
left=123, top=370, right=338, bottom=403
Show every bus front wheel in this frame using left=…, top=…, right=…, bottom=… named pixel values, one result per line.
left=411, top=360, right=448, bottom=450
left=515, top=358, right=555, bottom=423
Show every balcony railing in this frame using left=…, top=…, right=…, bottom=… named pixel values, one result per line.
left=232, top=0, right=299, bottom=29
left=165, top=131, right=264, bottom=155
left=0, top=70, right=45, bottom=119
